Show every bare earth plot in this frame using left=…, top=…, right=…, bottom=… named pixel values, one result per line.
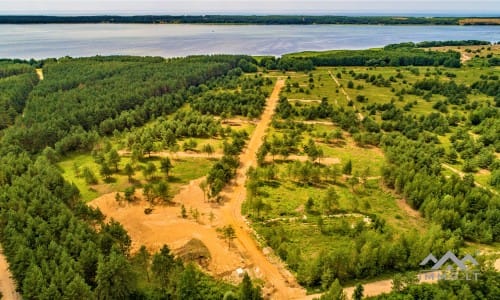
left=90, top=79, right=308, bottom=299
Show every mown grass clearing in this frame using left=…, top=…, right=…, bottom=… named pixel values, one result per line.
left=59, top=153, right=216, bottom=202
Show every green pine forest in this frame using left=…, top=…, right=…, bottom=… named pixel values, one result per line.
left=0, top=41, right=498, bottom=299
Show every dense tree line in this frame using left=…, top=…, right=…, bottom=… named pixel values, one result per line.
left=190, top=85, right=269, bottom=118
left=0, top=63, right=38, bottom=130
left=370, top=269, right=500, bottom=300
left=0, top=55, right=255, bottom=154
left=0, top=15, right=470, bottom=25
left=381, top=133, right=500, bottom=243
left=206, top=131, right=249, bottom=198
left=384, top=40, right=491, bottom=50
left=285, top=49, right=461, bottom=68
left=0, top=55, right=264, bottom=299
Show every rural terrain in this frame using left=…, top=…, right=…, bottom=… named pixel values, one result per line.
left=0, top=41, right=498, bottom=299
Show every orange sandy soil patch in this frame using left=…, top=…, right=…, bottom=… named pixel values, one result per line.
left=88, top=177, right=245, bottom=278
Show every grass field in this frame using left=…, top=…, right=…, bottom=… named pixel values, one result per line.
left=59, top=153, right=216, bottom=202
left=278, top=66, right=498, bottom=187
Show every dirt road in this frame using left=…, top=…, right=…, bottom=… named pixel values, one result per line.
left=218, top=79, right=307, bottom=299
left=0, top=246, right=21, bottom=300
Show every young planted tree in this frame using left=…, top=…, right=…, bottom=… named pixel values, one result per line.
left=322, top=187, right=339, bottom=214
left=134, top=245, right=151, bottom=282
left=343, top=159, right=352, bottom=175
left=202, top=143, right=214, bottom=157
left=142, top=162, right=157, bottom=181
left=155, top=181, right=170, bottom=204
left=99, top=162, right=113, bottom=181
left=220, top=225, right=236, bottom=249
left=199, top=179, right=208, bottom=202
left=108, top=149, right=121, bottom=172
left=160, top=157, right=173, bottom=179
left=82, top=166, right=98, bottom=185
left=124, top=163, right=135, bottom=183
left=124, top=186, right=136, bottom=202
left=143, top=183, right=155, bottom=205
left=352, top=283, right=364, bottom=300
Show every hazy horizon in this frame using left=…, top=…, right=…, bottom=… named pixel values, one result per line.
left=1, top=0, right=499, bottom=17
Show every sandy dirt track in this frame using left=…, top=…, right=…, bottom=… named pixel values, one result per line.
left=0, top=246, right=21, bottom=300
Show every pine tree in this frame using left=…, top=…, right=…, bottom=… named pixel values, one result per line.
left=160, top=157, right=173, bottom=178
left=124, top=163, right=135, bottom=182
left=95, top=249, right=136, bottom=300
left=320, top=279, right=346, bottom=300
left=151, top=245, right=176, bottom=289
left=134, top=245, right=151, bottom=282
left=352, top=283, right=364, bottom=300
left=177, top=263, right=200, bottom=300
left=239, top=273, right=262, bottom=300
left=62, top=274, right=93, bottom=300
left=108, top=149, right=121, bottom=172
left=342, top=159, right=352, bottom=175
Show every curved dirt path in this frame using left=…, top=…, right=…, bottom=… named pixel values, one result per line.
left=442, top=163, right=498, bottom=195
left=0, top=246, right=21, bottom=300
left=328, top=71, right=364, bottom=121
left=219, top=79, right=307, bottom=299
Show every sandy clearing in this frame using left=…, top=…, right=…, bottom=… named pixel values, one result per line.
left=88, top=178, right=245, bottom=277
left=91, top=79, right=307, bottom=298
left=0, top=246, right=21, bottom=300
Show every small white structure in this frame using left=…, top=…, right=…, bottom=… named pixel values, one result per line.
left=236, top=267, right=245, bottom=277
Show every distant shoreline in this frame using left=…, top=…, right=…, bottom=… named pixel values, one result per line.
left=0, top=15, right=499, bottom=25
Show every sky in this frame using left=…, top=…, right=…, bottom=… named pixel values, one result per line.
left=1, top=0, right=499, bottom=16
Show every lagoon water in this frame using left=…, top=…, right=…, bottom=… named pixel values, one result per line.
left=0, top=24, right=498, bottom=59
